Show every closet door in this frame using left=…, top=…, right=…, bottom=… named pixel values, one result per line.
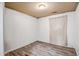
left=50, top=16, right=67, bottom=46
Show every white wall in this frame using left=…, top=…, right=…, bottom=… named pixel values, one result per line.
left=38, top=12, right=77, bottom=48
left=67, top=13, right=77, bottom=48
left=0, top=2, right=4, bottom=56
left=38, top=18, right=50, bottom=43
left=4, top=8, right=37, bottom=53
left=74, top=4, right=79, bottom=55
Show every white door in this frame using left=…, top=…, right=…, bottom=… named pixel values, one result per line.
left=49, top=16, right=67, bottom=46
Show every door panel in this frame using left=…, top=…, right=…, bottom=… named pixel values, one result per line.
left=49, top=16, right=67, bottom=46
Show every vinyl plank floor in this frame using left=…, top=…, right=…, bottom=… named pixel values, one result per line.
left=5, top=41, right=77, bottom=56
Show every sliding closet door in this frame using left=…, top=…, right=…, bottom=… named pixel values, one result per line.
left=50, top=16, right=67, bottom=46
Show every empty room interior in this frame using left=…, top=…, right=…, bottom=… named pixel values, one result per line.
left=1, top=2, right=79, bottom=56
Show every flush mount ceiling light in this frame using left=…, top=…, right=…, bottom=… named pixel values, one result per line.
left=36, top=3, right=48, bottom=10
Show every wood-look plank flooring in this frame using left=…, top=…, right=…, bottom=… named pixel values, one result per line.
left=5, top=41, right=77, bottom=56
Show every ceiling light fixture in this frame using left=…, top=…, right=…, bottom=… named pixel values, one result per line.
left=37, top=3, right=47, bottom=10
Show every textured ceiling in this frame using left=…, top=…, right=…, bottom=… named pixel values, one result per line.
left=5, top=2, right=78, bottom=18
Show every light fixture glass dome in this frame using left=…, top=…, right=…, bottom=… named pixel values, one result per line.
left=36, top=3, right=47, bottom=10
